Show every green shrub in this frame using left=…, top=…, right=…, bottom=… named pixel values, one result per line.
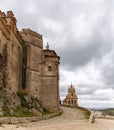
left=0, top=122, right=3, bottom=126
left=17, top=89, right=27, bottom=97
left=2, top=105, right=10, bottom=117
left=84, top=111, right=90, bottom=119
left=42, top=108, right=52, bottom=115
left=12, top=106, right=33, bottom=117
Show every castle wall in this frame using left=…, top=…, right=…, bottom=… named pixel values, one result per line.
left=6, top=31, right=22, bottom=93
left=0, top=10, right=60, bottom=112
left=25, top=44, right=42, bottom=98
left=0, top=22, right=9, bottom=95
left=0, top=30, right=8, bottom=55
left=21, top=29, right=60, bottom=112
left=0, top=11, right=23, bottom=94
left=39, top=76, right=59, bottom=112
left=21, top=29, right=43, bottom=98
left=0, top=54, right=4, bottom=90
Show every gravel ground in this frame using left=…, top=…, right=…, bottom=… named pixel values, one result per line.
left=0, top=107, right=114, bottom=130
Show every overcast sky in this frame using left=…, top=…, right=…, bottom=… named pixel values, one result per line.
left=0, top=0, right=114, bottom=109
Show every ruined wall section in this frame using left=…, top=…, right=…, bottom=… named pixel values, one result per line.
left=21, top=29, right=43, bottom=98
left=39, top=50, right=60, bottom=112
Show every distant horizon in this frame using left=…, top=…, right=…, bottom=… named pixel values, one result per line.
left=86, top=107, right=114, bottom=110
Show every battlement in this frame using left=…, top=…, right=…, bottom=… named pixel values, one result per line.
left=0, top=10, right=22, bottom=42
left=7, top=11, right=14, bottom=17
left=6, top=11, right=18, bottom=37
left=0, top=10, right=6, bottom=18
left=0, top=10, right=10, bottom=39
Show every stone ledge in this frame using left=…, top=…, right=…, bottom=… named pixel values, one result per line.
left=43, top=112, right=60, bottom=120
left=0, top=116, right=42, bottom=124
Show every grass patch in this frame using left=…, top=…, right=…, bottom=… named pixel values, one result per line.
left=2, top=105, right=10, bottom=117
left=42, top=108, right=52, bottom=115
left=2, top=105, right=33, bottom=117
left=84, top=111, right=90, bottom=119
left=13, top=106, right=33, bottom=117
left=0, top=122, right=3, bottom=127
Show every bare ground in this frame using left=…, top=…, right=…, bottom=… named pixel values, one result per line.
left=0, top=106, right=114, bottom=130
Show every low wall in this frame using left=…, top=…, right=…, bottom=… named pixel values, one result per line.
left=0, top=112, right=60, bottom=124
left=43, top=112, right=60, bottom=120
left=0, top=116, right=42, bottom=124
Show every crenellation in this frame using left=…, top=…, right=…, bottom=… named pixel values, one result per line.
left=0, top=11, right=10, bottom=40
left=0, top=11, right=6, bottom=18
left=6, top=11, right=17, bottom=25
left=7, top=11, right=14, bottom=17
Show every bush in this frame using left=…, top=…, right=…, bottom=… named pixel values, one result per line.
left=13, top=106, right=33, bottom=117
left=17, top=89, right=27, bottom=97
left=42, top=108, right=52, bottom=115
left=2, top=105, right=10, bottom=117
left=84, top=111, right=90, bottom=119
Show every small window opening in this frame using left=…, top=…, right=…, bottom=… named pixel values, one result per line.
left=48, top=66, right=52, bottom=71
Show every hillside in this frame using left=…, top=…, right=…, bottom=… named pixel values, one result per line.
left=100, top=108, right=114, bottom=116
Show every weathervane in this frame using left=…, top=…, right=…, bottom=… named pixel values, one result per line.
left=46, top=42, right=49, bottom=50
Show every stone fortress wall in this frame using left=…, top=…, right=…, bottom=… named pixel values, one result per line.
left=0, top=10, right=60, bottom=113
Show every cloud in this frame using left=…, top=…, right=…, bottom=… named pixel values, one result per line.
left=0, top=0, right=114, bottom=108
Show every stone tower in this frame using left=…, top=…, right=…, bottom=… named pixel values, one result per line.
left=63, top=84, right=78, bottom=107
left=39, top=43, right=60, bottom=112
left=20, top=28, right=43, bottom=97
left=21, top=30, right=60, bottom=112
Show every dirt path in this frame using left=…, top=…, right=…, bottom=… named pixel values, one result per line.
left=0, top=107, right=114, bottom=130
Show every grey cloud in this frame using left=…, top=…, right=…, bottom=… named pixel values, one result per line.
left=101, top=61, right=114, bottom=87
left=1, top=0, right=114, bottom=108
left=60, top=39, right=112, bottom=70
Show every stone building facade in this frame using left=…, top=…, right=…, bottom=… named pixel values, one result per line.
left=0, top=10, right=60, bottom=112
left=63, top=84, right=78, bottom=107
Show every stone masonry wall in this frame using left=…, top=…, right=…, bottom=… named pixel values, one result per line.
left=0, top=11, right=22, bottom=107
left=39, top=50, right=60, bottom=112
left=6, top=31, right=22, bottom=94
left=39, top=77, right=59, bottom=112
left=0, top=54, right=4, bottom=89
left=21, top=29, right=43, bottom=98
left=0, top=10, right=60, bottom=114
